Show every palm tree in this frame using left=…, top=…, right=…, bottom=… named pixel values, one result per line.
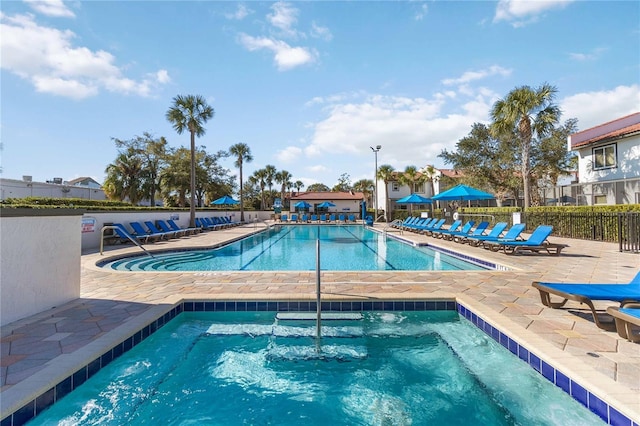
left=376, top=164, right=395, bottom=222
left=229, top=143, right=253, bottom=222
left=252, top=168, right=268, bottom=210
left=490, top=83, right=560, bottom=209
left=263, top=164, right=277, bottom=207
left=398, top=166, right=426, bottom=216
left=104, top=148, right=144, bottom=204
left=293, top=180, right=304, bottom=193
left=166, top=94, right=215, bottom=227
left=353, top=179, right=374, bottom=208
left=421, top=164, right=439, bottom=216
left=275, top=170, right=292, bottom=210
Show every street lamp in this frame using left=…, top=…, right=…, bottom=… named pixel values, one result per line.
left=370, top=145, right=381, bottom=222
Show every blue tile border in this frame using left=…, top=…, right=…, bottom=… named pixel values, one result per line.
left=4, top=299, right=633, bottom=426
left=456, top=302, right=634, bottom=426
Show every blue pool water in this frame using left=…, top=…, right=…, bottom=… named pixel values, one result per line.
left=27, top=311, right=603, bottom=425
left=103, top=225, right=487, bottom=271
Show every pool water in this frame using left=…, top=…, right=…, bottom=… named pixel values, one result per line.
left=28, top=312, right=603, bottom=425
left=104, top=225, right=487, bottom=271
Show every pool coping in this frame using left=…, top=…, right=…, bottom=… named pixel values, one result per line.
left=2, top=295, right=638, bottom=426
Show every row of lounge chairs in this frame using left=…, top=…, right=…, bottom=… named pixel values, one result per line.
left=533, top=271, right=640, bottom=342
left=280, top=213, right=357, bottom=223
left=111, top=216, right=243, bottom=244
left=396, top=217, right=568, bottom=255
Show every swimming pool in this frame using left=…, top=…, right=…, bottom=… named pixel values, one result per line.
left=102, top=225, right=488, bottom=272
left=26, top=311, right=603, bottom=425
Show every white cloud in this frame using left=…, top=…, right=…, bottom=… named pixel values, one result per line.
left=225, top=4, right=252, bottom=20
left=442, top=65, right=512, bottom=86
left=414, top=3, right=428, bottom=21
left=560, top=84, right=640, bottom=130
left=494, top=0, right=574, bottom=27
left=310, top=21, right=332, bottom=41
left=569, top=47, right=606, bottom=61
left=267, top=1, right=299, bottom=38
left=275, top=146, right=303, bottom=163
left=0, top=13, right=169, bottom=99
left=24, top=0, right=75, bottom=18
left=238, top=33, right=317, bottom=71
left=308, top=164, right=330, bottom=173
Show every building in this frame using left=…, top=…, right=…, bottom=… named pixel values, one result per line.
left=568, top=112, right=640, bottom=205
left=0, top=176, right=107, bottom=201
left=288, top=191, right=366, bottom=217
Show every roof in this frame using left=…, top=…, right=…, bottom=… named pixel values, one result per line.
left=290, top=191, right=365, bottom=201
left=67, top=177, right=101, bottom=186
left=438, top=169, right=464, bottom=179
left=570, top=112, right=640, bottom=150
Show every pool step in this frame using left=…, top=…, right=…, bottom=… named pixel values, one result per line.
left=276, top=312, right=363, bottom=321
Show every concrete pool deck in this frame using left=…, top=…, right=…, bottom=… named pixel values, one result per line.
left=1, top=221, right=639, bottom=423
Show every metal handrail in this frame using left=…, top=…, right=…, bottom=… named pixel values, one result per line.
left=100, top=225, right=155, bottom=259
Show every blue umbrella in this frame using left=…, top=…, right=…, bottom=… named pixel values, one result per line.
left=294, top=201, right=312, bottom=209
left=317, top=201, right=336, bottom=208
left=431, top=184, right=494, bottom=201
left=211, top=195, right=239, bottom=205
left=396, top=194, right=432, bottom=204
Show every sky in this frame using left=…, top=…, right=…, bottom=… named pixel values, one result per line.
left=1, top=0, right=639, bottom=191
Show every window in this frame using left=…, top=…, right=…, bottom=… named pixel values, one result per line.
left=414, top=183, right=424, bottom=193
left=594, top=195, right=607, bottom=205
left=392, top=182, right=400, bottom=192
left=593, top=144, right=616, bottom=169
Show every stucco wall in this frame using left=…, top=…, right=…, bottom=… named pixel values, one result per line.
left=577, top=135, right=640, bottom=183
left=1, top=210, right=82, bottom=326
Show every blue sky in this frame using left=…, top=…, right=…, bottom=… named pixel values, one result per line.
left=2, top=0, right=639, bottom=190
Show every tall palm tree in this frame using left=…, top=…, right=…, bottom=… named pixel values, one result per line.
left=421, top=164, right=439, bottom=216
left=293, top=180, right=304, bottom=193
left=376, top=164, right=395, bottom=222
left=229, top=143, right=253, bottom=222
left=398, top=166, right=426, bottom=215
left=264, top=164, right=277, bottom=207
left=275, top=170, right=292, bottom=210
left=490, top=83, right=560, bottom=209
left=166, top=94, right=214, bottom=227
left=353, top=179, right=374, bottom=208
left=252, top=168, right=268, bottom=210
left=104, top=148, right=144, bottom=204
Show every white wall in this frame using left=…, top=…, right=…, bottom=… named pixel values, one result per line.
left=577, top=134, right=640, bottom=183
left=1, top=210, right=82, bottom=326
left=0, top=178, right=107, bottom=201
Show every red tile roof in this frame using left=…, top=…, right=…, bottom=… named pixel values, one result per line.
left=290, top=191, right=365, bottom=200
left=570, top=112, right=640, bottom=149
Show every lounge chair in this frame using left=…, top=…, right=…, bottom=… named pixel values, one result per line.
left=166, top=219, right=199, bottom=235
left=203, top=217, right=225, bottom=230
left=338, top=214, right=346, bottom=223
left=290, top=214, right=298, bottom=223
left=280, top=214, right=288, bottom=222
left=311, top=214, right=318, bottom=222
left=607, top=304, right=640, bottom=342
left=145, top=220, right=179, bottom=239
left=301, top=214, right=309, bottom=223
left=459, top=222, right=507, bottom=245
left=112, top=223, right=150, bottom=244
left=394, top=217, right=417, bottom=229
left=404, top=218, right=431, bottom=231
left=438, top=220, right=476, bottom=241
left=419, top=218, right=446, bottom=235
left=329, top=214, right=336, bottom=223
left=451, top=221, right=489, bottom=242
left=486, top=225, right=568, bottom=255
left=320, top=214, right=327, bottom=222
left=430, top=220, right=462, bottom=239
left=129, top=221, right=167, bottom=241
left=156, top=220, right=185, bottom=237
left=348, top=214, right=356, bottom=222
left=532, top=270, right=640, bottom=330
left=466, top=223, right=525, bottom=247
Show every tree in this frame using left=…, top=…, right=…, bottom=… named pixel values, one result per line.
left=293, top=180, right=305, bottom=193
left=376, top=164, right=395, bottom=221
left=332, top=173, right=351, bottom=192
left=306, top=183, right=329, bottom=192
left=398, top=166, right=426, bottom=215
left=161, top=147, right=191, bottom=207
left=252, top=168, right=268, bottom=210
left=275, top=170, right=292, bottom=209
left=421, top=164, right=439, bottom=216
left=263, top=164, right=277, bottom=207
left=112, top=132, right=167, bottom=207
left=490, top=83, right=561, bottom=208
left=166, top=94, right=215, bottom=227
left=353, top=179, right=374, bottom=207
left=103, top=147, right=144, bottom=204
left=229, top=143, right=253, bottom=221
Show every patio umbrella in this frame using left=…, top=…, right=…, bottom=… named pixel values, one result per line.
left=211, top=195, right=240, bottom=219
left=431, top=184, right=494, bottom=202
left=396, top=193, right=431, bottom=216
left=317, top=201, right=336, bottom=208
left=294, top=201, right=312, bottom=212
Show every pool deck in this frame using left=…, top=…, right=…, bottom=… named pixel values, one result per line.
left=1, top=222, right=639, bottom=423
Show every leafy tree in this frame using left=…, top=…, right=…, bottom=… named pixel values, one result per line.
left=252, top=168, right=268, bottom=210
left=306, top=183, right=329, bottom=192
left=490, top=83, right=561, bottom=208
left=103, top=147, right=144, bottom=204
left=112, top=132, right=167, bottom=207
left=166, top=94, right=215, bottom=227
left=376, top=164, right=395, bottom=221
left=161, top=147, right=191, bottom=207
left=275, top=170, right=292, bottom=208
left=263, top=164, right=277, bottom=207
left=332, top=173, right=352, bottom=192
left=293, top=180, right=305, bottom=193
left=353, top=179, right=374, bottom=208
left=229, top=143, right=253, bottom=221
left=398, top=166, right=426, bottom=215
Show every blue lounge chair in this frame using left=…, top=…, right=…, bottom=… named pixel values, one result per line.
left=301, top=214, right=309, bottom=223
left=195, top=217, right=216, bottom=231
left=338, top=214, right=346, bottom=223
left=320, top=214, right=327, bottom=222
left=419, top=218, right=446, bottom=235
left=291, top=214, right=298, bottom=223
left=203, top=217, right=224, bottom=230
left=607, top=304, right=640, bottom=342
left=404, top=218, right=431, bottom=231
left=466, top=223, right=525, bottom=247
left=348, top=214, right=356, bottom=222
left=311, top=214, right=318, bottom=222
left=487, top=225, right=567, bottom=255
left=430, top=220, right=462, bottom=239
left=438, top=221, right=475, bottom=241
left=281, top=214, right=288, bottom=222
left=145, top=220, right=179, bottom=239
left=533, top=270, right=640, bottom=331
left=459, top=222, right=507, bottom=245
left=329, top=214, right=336, bottom=223
left=451, top=221, right=488, bottom=242
left=166, top=219, right=199, bottom=235
left=112, top=223, right=150, bottom=244
left=397, top=217, right=418, bottom=229
left=156, top=220, right=185, bottom=237
left=129, top=221, right=167, bottom=241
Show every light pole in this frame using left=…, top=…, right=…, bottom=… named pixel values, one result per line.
left=370, top=145, right=381, bottom=222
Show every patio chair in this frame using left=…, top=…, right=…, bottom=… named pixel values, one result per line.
left=129, top=221, right=167, bottom=241
left=532, top=270, right=640, bottom=330
left=145, top=220, right=179, bottom=239
left=156, top=220, right=185, bottom=237
left=439, top=221, right=476, bottom=241
left=466, top=223, right=525, bottom=247
left=166, top=219, right=200, bottom=235
left=280, top=214, right=288, bottom=222
left=419, top=218, right=446, bottom=235
left=112, top=223, right=150, bottom=244
left=338, top=214, right=346, bottom=223
left=607, top=304, right=640, bottom=342
left=329, top=214, right=336, bottom=223
left=320, top=214, right=327, bottom=222
left=311, top=214, right=318, bottom=222
left=459, top=222, right=507, bottom=245
left=451, top=221, right=490, bottom=243
left=348, top=214, right=356, bottom=222
left=486, top=225, right=568, bottom=255
left=404, top=218, right=431, bottom=231
left=291, top=214, right=298, bottom=223
left=430, top=220, right=462, bottom=239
